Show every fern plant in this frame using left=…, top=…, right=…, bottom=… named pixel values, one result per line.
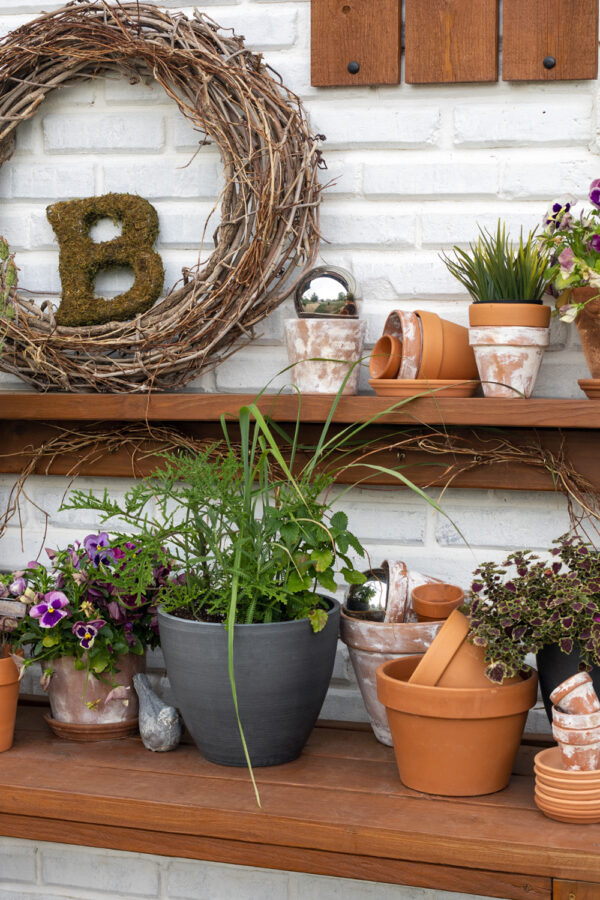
left=441, top=220, right=554, bottom=303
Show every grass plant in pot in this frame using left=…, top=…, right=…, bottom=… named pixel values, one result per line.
left=2, top=535, right=163, bottom=740
left=442, top=222, right=554, bottom=397
left=467, top=535, right=600, bottom=721
left=538, top=182, right=600, bottom=396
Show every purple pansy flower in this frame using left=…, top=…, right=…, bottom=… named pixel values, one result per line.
left=558, top=246, right=575, bottom=274
left=83, top=533, right=114, bottom=567
left=9, top=577, right=26, bottom=596
left=590, top=179, right=600, bottom=208
left=590, top=234, right=600, bottom=253
left=30, top=591, right=70, bottom=628
left=72, top=619, right=105, bottom=649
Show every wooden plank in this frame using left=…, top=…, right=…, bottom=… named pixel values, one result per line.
left=0, top=813, right=550, bottom=900
left=311, top=0, right=401, bottom=87
left=0, top=709, right=599, bottom=884
left=554, top=881, right=600, bottom=899
left=4, top=393, right=600, bottom=428
left=405, top=0, right=498, bottom=84
left=503, top=0, right=598, bottom=82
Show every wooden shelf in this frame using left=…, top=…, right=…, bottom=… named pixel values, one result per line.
left=1, top=392, right=600, bottom=428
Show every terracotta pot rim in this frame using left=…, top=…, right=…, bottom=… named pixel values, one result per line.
left=550, top=671, right=593, bottom=702
left=411, top=584, right=464, bottom=618
left=468, top=326, right=550, bottom=347
left=535, top=745, right=600, bottom=777
left=552, top=708, right=600, bottom=729
left=468, top=302, right=551, bottom=329
left=369, top=334, right=402, bottom=380
left=339, top=608, right=442, bottom=653
left=377, top=654, right=537, bottom=718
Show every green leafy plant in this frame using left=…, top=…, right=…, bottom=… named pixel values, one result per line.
left=0, top=236, right=16, bottom=355
left=441, top=220, right=553, bottom=303
left=467, top=535, right=600, bottom=683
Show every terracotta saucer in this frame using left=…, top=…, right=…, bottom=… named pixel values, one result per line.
left=535, top=787, right=600, bottom=808
left=578, top=379, right=600, bottom=399
left=534, top=797, right=600, bottom=824
left=44, top=713, right=139, bottom=742
left=369, top=379, right=479, bottom=398
left=535, top=746, right=600, bottom=781
left=536, top=781, right=600, bottom=800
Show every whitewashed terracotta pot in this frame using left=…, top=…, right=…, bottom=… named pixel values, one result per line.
left=468, top=326, right=549, bottom=398
left=284, top=319, right=366, bottom=394
left=340, top=611, right=442, bottom=745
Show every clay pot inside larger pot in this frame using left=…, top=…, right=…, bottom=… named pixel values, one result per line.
left=377, top=655, right=537, bottom=796
left=416, top=310, right=478, bottom=381
left=284, top=319, right=366, bottom=394
left=411, top=583, right=464, bottom=623
left=566, top=288, right=600, bottom=378
left=46, top=652, right=145, bottom=727
left=0, top=653, right=19, bottom=752
left=537, top=643, right=600, bottom=722
left=468, top=325, right=549, bottom=398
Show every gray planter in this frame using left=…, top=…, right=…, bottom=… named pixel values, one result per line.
left=158, top=597, right=340, bottom=767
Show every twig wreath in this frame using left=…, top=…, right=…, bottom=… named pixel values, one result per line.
left=0, top=0, right=322, bottom=392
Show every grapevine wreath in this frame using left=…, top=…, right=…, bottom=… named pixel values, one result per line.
left=0, top=0, right=322, bottom=392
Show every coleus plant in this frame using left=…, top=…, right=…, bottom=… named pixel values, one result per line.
left=1, top=533, right=165, bottom=686
left=468, top=535, right=600, bottom=683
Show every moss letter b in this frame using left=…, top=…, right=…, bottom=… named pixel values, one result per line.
left=47, top=193, right=164, bottom=327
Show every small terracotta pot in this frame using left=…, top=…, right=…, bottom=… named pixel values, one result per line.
left=381, top=310, right=422, bottom=379
left=552, top=720, right=600, bottom=771
left=565, top=288, right=600, bottom=378
left=408, top=609, right=500, bottom=688
left=284, top=318, right=366, bottom=394
left=550, top=672, right=600, bottom=715
left=468, top=325, right=549, bottom=398
left=552, top=707, right=600, bottom=730
left=377, top=655, right=537, bottom=796
left=340, top=608, right=441, bottom=745
left=535, top=745, right=600, bottom=782
left=468, top=302, right=551, bottom=329
left=416, top=310, right=478, bottom=380
left=369, top=334, right=402, bottom=380
left=47, top=653, right=145, bottom=727
left=411, top=583, right=464, bottom=623
left=0, top=653, right=19, bottom=752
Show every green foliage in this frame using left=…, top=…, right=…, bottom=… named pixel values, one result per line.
left=441, top=220, right=553, bottom=303
left=468, top=535, right=600, bottom=683
left=0, top=236, right=16, bottom=356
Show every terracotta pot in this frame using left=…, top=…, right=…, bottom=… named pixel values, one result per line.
left=468, top=302, right=551, bottom=328
left=552, top=707, right=600, bottom=730
left=550, top=671, right=600, bottom=715
left=552, top=720, right=600, bottom=771
left=369, top=334, right=402, bottom=380
left=411, top=583, right=464, bottom=623
left=339, top=608, right=442, bottom=745
left=284, top=319, right=366, bottom=394
left=377, top=655, right=537, bottom=795
left=46, top=653, right=145, bottom=727
left=566, top=288, right=600, bottom=378
left=381, top=310, right=422, bottom=379
left=468, top=325, right=549, bottom=398
left=408, top=609, right=498, bottom=688
left=0, top=653, right=19, bottom=752
left=535, top=745, right=600, bottom=782
left=415, top=310, right=478, bottom=380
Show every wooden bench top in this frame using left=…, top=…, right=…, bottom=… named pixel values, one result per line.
left=0, top=704, right=597, bottom=900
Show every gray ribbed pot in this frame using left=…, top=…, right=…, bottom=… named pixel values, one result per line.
left=158, top=597, right=340, bottom=767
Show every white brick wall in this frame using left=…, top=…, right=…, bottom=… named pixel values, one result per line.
left=0, top=1, right=596, bottom=894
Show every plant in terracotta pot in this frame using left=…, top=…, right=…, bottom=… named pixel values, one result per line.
left=2, top=533, right=165, bottom=740
left=467, top=535, right=600, bottom=719
left=538, top=182, right=600, bottom=394
left=442, top=221, right=554, bottom=397
left=0, top=612, right=19, bottom=753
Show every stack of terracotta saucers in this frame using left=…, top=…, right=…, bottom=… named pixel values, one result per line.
left=534, top=672, right=600, bottom=823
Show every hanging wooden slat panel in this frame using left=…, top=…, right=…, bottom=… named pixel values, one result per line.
left=503, top=0, right=598, bottom=81
left=404, top=0, right=499, bottom=84
left=311, top=0, right=401, bottom=87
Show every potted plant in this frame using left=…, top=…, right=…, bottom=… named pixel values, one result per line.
left=467, top=534, right=600, bottom=719
left=2, top=533, right=165, bottom=740
left=538, top=181, right=600, bottom=393
left=0, top=591, right=19, bottom=752
left=441, top=221, right=554, bottom=397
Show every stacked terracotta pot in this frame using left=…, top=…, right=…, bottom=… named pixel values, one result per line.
left=534, top=672, right=600, bottom=823
left=368, top=309, right=479, bottom=397
left=376, top=609, right=538, bottom=796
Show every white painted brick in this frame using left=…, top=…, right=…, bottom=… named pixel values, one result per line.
left=533, top=350, right=591, bottom=398
left=0, top=837, right=36, bottom=883
left=289, top=873, right=497, bottom=900
left=0, top=14, right=33, bottom=37
left=103, top=158, right=222, bottom=199
left=0, top=162, right=95, bottom=199
left=435, top=491, right=571, bottom=549
left=502, top=154, right=600, bottom=199
left=0, top=208, right=31, bottom=249
left=335, top=492, right=426, bottom=545
left=43, top=113, right=165, bottom=153
left=153, top=202, right=217, bottom=248
left=181, top=6, right=298, bottom=50
left=15, top=119, right=36, bottom=152
left=454, top=99, right=593, bottom=146
left=215, top=345, right=292, bottom=392
left=104, top=75, right=165, bottom=104
left=306, top=101, right=440, bottom=149
left=171, top=114, right=211, bottom=151
left=42, top=844, right=159, bottom=896
left=421, top=208, right=541, bottom=246
left=319, top=152, right=362, bottom=197
left=168, top=858, right=290, bottom=899
left=320, top=205, right=416, bottom=248
left=364, top=157, right=500, bottom=198
left=351, top=250, right=466, bottom=299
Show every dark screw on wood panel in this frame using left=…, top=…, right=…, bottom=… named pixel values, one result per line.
left=543, top=56, right=556, bottom=69
left=347, top=61, right=360, bottom=74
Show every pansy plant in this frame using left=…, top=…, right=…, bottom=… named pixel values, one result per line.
left=539, top=180, right=600, bottom=321
left=467, top=535, right=600, bottom=683
left=0, top=534, right=167, bottom=684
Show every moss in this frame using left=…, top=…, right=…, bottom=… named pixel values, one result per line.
left=47, top=193, right=164, bottom=327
